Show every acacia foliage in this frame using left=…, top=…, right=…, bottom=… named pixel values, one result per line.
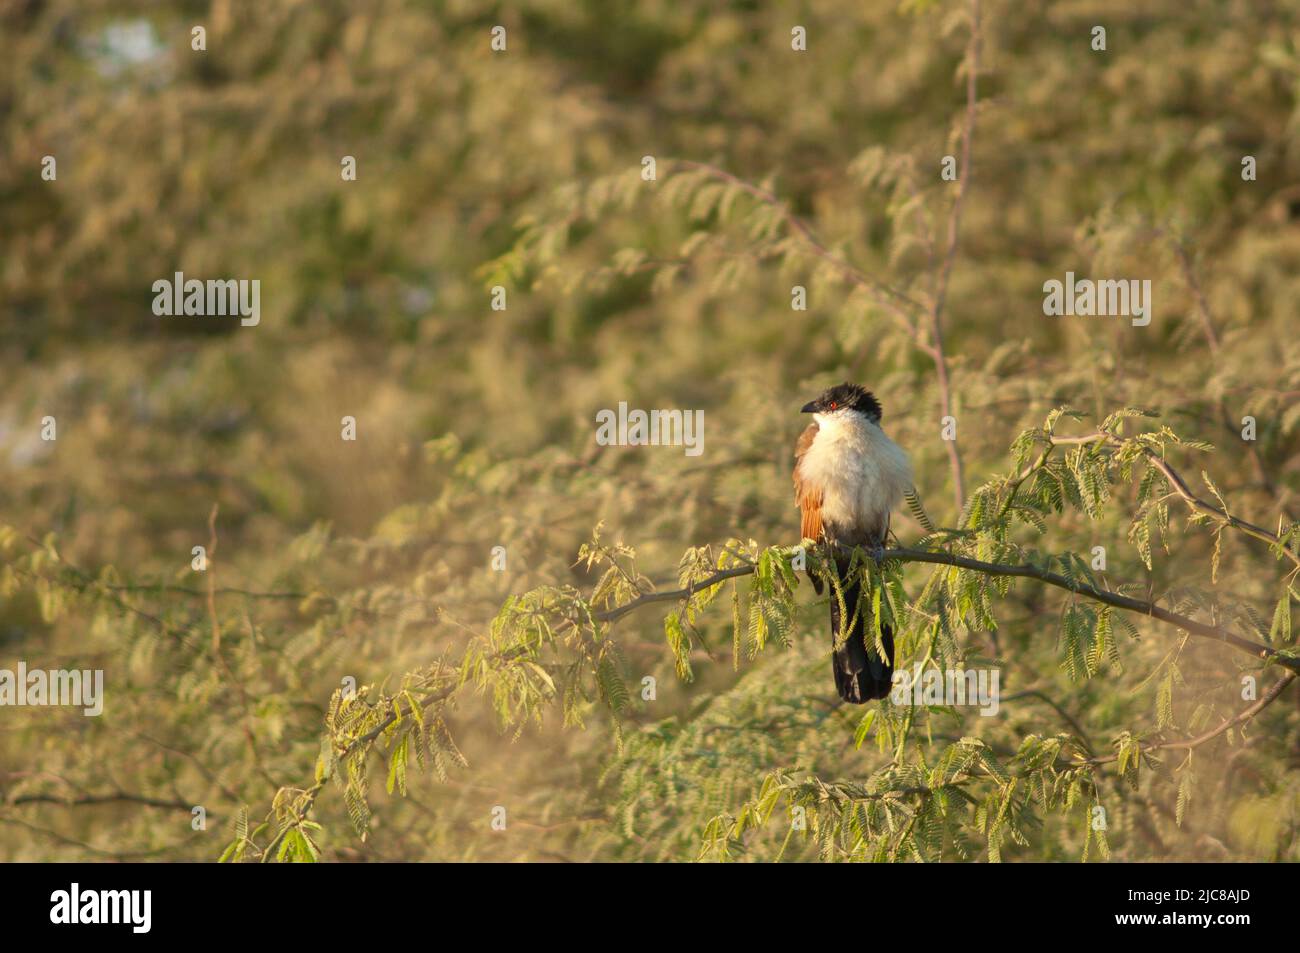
left=2, top=0, right=1300, bottom=861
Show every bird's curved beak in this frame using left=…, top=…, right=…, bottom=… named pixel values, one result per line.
left=800, top=400, right=818, bottom=413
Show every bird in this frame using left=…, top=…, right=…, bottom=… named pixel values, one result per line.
left=793, top=383, right=913, bottom=703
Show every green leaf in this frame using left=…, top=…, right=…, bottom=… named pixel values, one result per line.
left=1269, top=591, right=1293, bottom=644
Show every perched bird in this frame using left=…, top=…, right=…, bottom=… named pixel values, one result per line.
left=793, top=383, right=913, bottom=702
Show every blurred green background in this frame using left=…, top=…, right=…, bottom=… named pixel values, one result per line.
left=2, top=0, right=1299, bottom=860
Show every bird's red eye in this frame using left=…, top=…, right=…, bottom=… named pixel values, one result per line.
left=829, top=401, right=837, bottom=409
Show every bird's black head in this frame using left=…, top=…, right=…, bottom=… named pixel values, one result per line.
left=800, top=382, right=883, bottom=422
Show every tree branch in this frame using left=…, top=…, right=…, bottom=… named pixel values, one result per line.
left=1143, top=451, right=1300, bottom=570
left=1079, top=671, right=1297, bottom=766
left=669, top=158, right=931, bottom=352
left=928, top=0, right=981, bottom=515
left=1002, top=428, right=1299, bottom=571
left=597, top=546, right=1300, bottom=674
left=5, top=792, right=196, bottom=811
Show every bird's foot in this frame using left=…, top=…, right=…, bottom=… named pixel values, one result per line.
left=868, top=541, right=886, bottom=563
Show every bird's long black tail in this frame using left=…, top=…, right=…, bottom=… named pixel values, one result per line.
left=828, top=554, right=894, bottom=703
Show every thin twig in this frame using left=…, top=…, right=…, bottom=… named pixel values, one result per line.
left=5, top=792, right=197, bottom=811
left=928, top=0, right=981, bottom=515
left=1077, top=671, right=1296, bottom=765
left=671, top=158, right=930, bottom=350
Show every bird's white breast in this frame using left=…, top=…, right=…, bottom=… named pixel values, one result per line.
left=802, top=412, right=913, bottom=540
